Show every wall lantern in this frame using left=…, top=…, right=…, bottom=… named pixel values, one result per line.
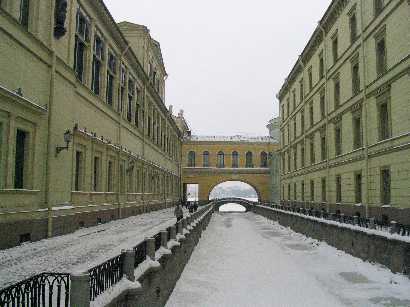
left=56, top=130, right=73, bottom=156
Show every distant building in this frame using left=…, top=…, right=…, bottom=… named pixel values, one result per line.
left=0, top=0, right=182, bottom=249
left=277, top=0, right=410, bottom=223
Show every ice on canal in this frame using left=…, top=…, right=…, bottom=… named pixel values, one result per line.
left=166, top=211, right=410, bottom=307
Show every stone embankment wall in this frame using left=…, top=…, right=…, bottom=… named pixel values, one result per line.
left=252, top=205, right=410, bottom=276
left=86, top=204, right=214, bottom=307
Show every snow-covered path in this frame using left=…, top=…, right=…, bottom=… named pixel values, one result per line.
left=166, top=212, right=410, bottom=307
left=0, top=207, right=182, bottom=288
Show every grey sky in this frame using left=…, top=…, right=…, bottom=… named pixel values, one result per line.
left=105, top=0, right=331, bottom=136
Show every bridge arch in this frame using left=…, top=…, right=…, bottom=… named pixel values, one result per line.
left=208, top=180, right=260, bottom=202
left=212, top=197, right=257, bottom=212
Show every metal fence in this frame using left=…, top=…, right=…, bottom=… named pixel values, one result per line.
left=0, top=272, right=70, bottom=307
left=134, top=241, right=147, bottom=268
left=264, top=203, right=410, bottom=237
left=88, top=254, right=124, bottom=301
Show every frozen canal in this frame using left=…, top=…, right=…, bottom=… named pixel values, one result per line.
left=166, top=211, right=410, bottom=307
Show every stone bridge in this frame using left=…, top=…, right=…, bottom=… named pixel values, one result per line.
left=212, top=197, right=257, bottom=212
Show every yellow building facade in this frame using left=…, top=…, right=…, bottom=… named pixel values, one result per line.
left=182, top=136, right=279, bottom=202
left=278, top=0, right=410, bottom=223
left=0, top=0, right=182, bottom=249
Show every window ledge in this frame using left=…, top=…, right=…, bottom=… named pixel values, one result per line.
left=0, top=189, right=40, bottom=195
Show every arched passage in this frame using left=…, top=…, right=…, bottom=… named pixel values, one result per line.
left=209, top=180, right=260, bottom=202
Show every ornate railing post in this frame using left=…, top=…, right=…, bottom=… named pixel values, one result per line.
left=160, top=230, right=168, bottom=248
left=170, top=225, right=176, bottom=240
left=70, top=272, right=90, bottom=307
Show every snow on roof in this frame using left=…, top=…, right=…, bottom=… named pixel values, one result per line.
left=187, top=135, right=275, bottom=143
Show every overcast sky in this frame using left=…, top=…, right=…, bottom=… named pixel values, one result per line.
left=105, top=0, right=331, bottom=136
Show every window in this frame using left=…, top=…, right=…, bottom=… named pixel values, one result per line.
left=309, top=102, right=314, bottom=127
left=260, top=151, right=268, bottom=168
left=380, top=167, right=391, bottom=205
left=349, top=12, right=357, bottom=44
left=119, top=67, right=128, bottom=115
left=74, top=151, right=84, bottom=191
left=352, top=62, right=360, bottom=95
left=332, top=34, right=338, bottom=64
left=310, top=180, right=315, bottom=201
left=281, top=104, right=285, bottom=119
left=92, top=34, right=104, bottom=95
left=299, top=79, right=304, bottom=102
left=127, top=78, right=135, bottom=122
left=301, top=143, right=305, bottom=168
left=321, top=178, right=326, bottom=202
left=355, top=171, right=362, bottom=204
left=217, top=151, right=225, bottom=168
left=336, top=175, right=342, bottom=203
left=301, top=109, right=305, bottom=134
left=246, top=151, right=253, bottom=168
left=286, top=98, right=290, bottom=118
left=0, top=123, right=3, bottom=189
left=93, top=156, right=101, bottom=192
left=188, top=151, right=195, bottom=167
left=309, top=136, right=315, bottom=164
left=14, top=129, right=28, bottom=189
left=334, top=77, right=340, bottom=108
left=376, top=36, right=387, bottom=76
left=74, top=9, right=89, bottom=83
left=308, top=66, right=313, bottom=91
left=203, top=151, right=210, bottom=167
left=294, top=183, right=297, bottom=201
left=320, top=131, right=327, bottom=161
left=293, top=119, right=296, bottom=139
left=320, top=90, right=325, bottom=119
left=292, top=90, right=296, bottom=110
left=378, top=100, right=390, bottom=140
left=20, top=0, right=30, bottom=28
left=374, top=0, right=383, bottom=16
left=135, top=88, right=141, bottom=128
left=106, top=52, right=116, bottom=106
left=287, top=151, right=291, bottom=172
left=319, top=52, right=324, bottom=79
left=287, top=183, right=291, bottom=200
left=335, top=122, right=342, bottom=156
left=293, top=149, right=297, bottom=170
left=301, top=181, right=305, bottom=201
left=107, top=160, right=114, bottom=192
left=120, top=163, right=125, bottom=193
left=353, top=113, right=362, bottom=149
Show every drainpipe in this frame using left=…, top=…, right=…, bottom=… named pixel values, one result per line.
left=359, top=1, right=370, bottom=218
left=318, top=22, right=330, bottom=213
left=45, top=0, right=57, bottom=238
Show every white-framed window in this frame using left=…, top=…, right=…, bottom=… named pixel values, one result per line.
left=74, top=7, right=90, bottom=83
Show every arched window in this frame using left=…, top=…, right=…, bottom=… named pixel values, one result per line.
left=232, top=151, right=239, bottom=168
left=203, top=151, right=210, bottom=167
left=217, top=151, right=225, bottom=168
left=188, top=151, right=195, bottom=167
left=246, top=151, right=253, bottom=168
left=260, top=151, right=268, bottom=167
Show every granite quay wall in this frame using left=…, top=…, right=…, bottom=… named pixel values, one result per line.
left=252, top=205, right=410, bottom=277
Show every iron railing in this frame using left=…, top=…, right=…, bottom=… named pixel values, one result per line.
left=264, top=203, right=410, bottom=237
left=88, top=254, right=124, bottom=301
left=133, top=241, right=147, bottom=268
left=0, top=272, right=70, bottom=307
